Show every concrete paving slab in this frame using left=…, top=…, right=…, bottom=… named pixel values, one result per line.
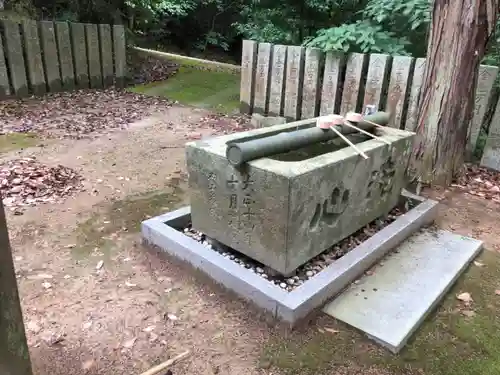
left=323, top=229, right=483, bottom=353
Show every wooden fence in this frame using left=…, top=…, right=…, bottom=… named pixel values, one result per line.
left=0, top=20, right=126, bottom=99
left=239, top=40, right=499, bottom=156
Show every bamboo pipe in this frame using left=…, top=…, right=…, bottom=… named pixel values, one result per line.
left=225, top=112, right=390, bottom=166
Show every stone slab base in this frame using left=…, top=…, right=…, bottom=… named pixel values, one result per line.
left=141, top=193, right=438, bottom=326
left=323, top=229, right=483, bottom=353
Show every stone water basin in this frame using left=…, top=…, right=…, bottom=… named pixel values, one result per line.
left=186, top=120, right=415, bottom=275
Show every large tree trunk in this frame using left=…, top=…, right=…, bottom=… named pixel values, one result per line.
left=0, top=199, right=33, bottom=375
left=411, top=0, right=498, bottom=186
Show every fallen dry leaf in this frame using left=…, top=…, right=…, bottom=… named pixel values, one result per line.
left=26, top=321, right=42, bottom=334
left=461, top=310, right=476, bottom=318
left=122, top=337, right=137, bottom=349
left=455, top=164, right=500, bottom=202
left=149, top=333, right=159, bottom=342
left=41, top=331, right=65, bottom=346
left=143, top=326, right=155, bottom=333
left=457, top=292, right=473, bottom=303
left=0, top=157, right=84, bottom=209
left=166, top=313, right=178, bottom=321
left=0, top=86, right=173, bottom=139
left=82, top=359, right=95, bottom=370
left=324, top=327, right=340, bottom=334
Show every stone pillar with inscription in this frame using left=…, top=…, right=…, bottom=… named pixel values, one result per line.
left=468, top=65, right=498, bottom=155
left=362, top=54, right=389, bottom=111
left=481, top=96, right=500, bottom=171
left=404, top=58, right=426, bottom=132
left=283, top=46, right=305, bottom=120
left=320, top=52, right=343, bottom=116
left=240, top=40, right=258, bottom=114
left=300, top=48, right=322, bottom=119
left=385, top=56, right=412, bottom=129
left=339, top=53, right=365, bottom=115
left=268, top=45, right=287, bottom=117
left=0, top=200, right=33, bottom=375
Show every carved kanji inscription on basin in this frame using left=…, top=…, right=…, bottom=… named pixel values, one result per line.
left=310, top=185, right=350, bottom=231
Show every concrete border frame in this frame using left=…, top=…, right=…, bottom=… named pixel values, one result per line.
left=141, top=191, right=438, bottom=326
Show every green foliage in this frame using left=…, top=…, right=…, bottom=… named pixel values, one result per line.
left=304, top=0, right=430, bottom=55
left=363, top=0, right=430, bottom=31
left=18, top=0, right=500, bottom=64
left=304, top=20, right=409, bottom=54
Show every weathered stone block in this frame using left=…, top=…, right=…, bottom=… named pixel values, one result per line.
left=70, top=23, right=89, bottom=88
left=250, top=113, right=287, bottom=128
left=55, top=22, right=75, bottom=90
left=99, top=24, right=114, bottom=87
left=39, top=21, right=62, bottom=92
left=113, top=25, right=127, bottom=87
left=22, top=20, right=46, bottom=96
left=186, top=122, right=415, bottom=275
left=85, top=23, right=102, bottom=88
left=2, top=20, right=28, bottom=96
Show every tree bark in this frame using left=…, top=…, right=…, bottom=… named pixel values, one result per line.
left=0, top=199, right=33, bottom=375
left=411, top=0, right=498, bottom=186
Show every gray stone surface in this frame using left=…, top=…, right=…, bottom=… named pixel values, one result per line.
left=2, top=20, right=28, bottom=96
left=55, top=22, right=75, bottom=90
left=21, top=20, right=46, bottom=96
left=404, top=58, right=425, bottom=132
left=340, top=53, right=364, bottom=115
left=481, top=96, right=500, bottom=170
left=319, top=51, right=342, bottom=116
left=240, top=40, right=258, bottom=114
left=186, top=121, right=415, bottom=275
left=267, top=44, right=287, bottom=117
left=141, top=194, right=438, bottom=325
left=362, top=54, right=389, bottom=111
left=385, top=56, right=412, bottom=128
left=39, top=21, right=62, bottom=92
left=99, top=24, right=114, bottom=86
left=113, top=25, right=126, bottom=87
left=468, top=65, right=498, bottom=154
left=301, top=48, right=321, bottom=119
left=251, top=113, right=287, bottom=128
left=253, top=42, right=272, bottom=114
left=85, top=24, right=102, bottom=88
left=70, top=23, right=89, bottom=88
left=0, top=28, right=11, bottom=98
left=283, top=46, right=305, bottom=120
left=323, top=229, right=483, bottom=353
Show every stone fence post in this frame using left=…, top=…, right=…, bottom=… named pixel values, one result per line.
left=0, top=199, right=33, bottom=375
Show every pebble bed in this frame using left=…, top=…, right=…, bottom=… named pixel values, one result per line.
left=180, top=199, right=418, bottom=292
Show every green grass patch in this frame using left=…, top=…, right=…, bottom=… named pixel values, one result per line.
left=0, top=133, right=39, bottom=153
left=129, top=65, right=240, bottom=114
left=73, top=185, right=184, bottom=259
left=261, top=250, right=500, bottom=375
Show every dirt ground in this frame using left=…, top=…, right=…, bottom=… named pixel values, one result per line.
left=3, top=101, right=500, bottom=375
